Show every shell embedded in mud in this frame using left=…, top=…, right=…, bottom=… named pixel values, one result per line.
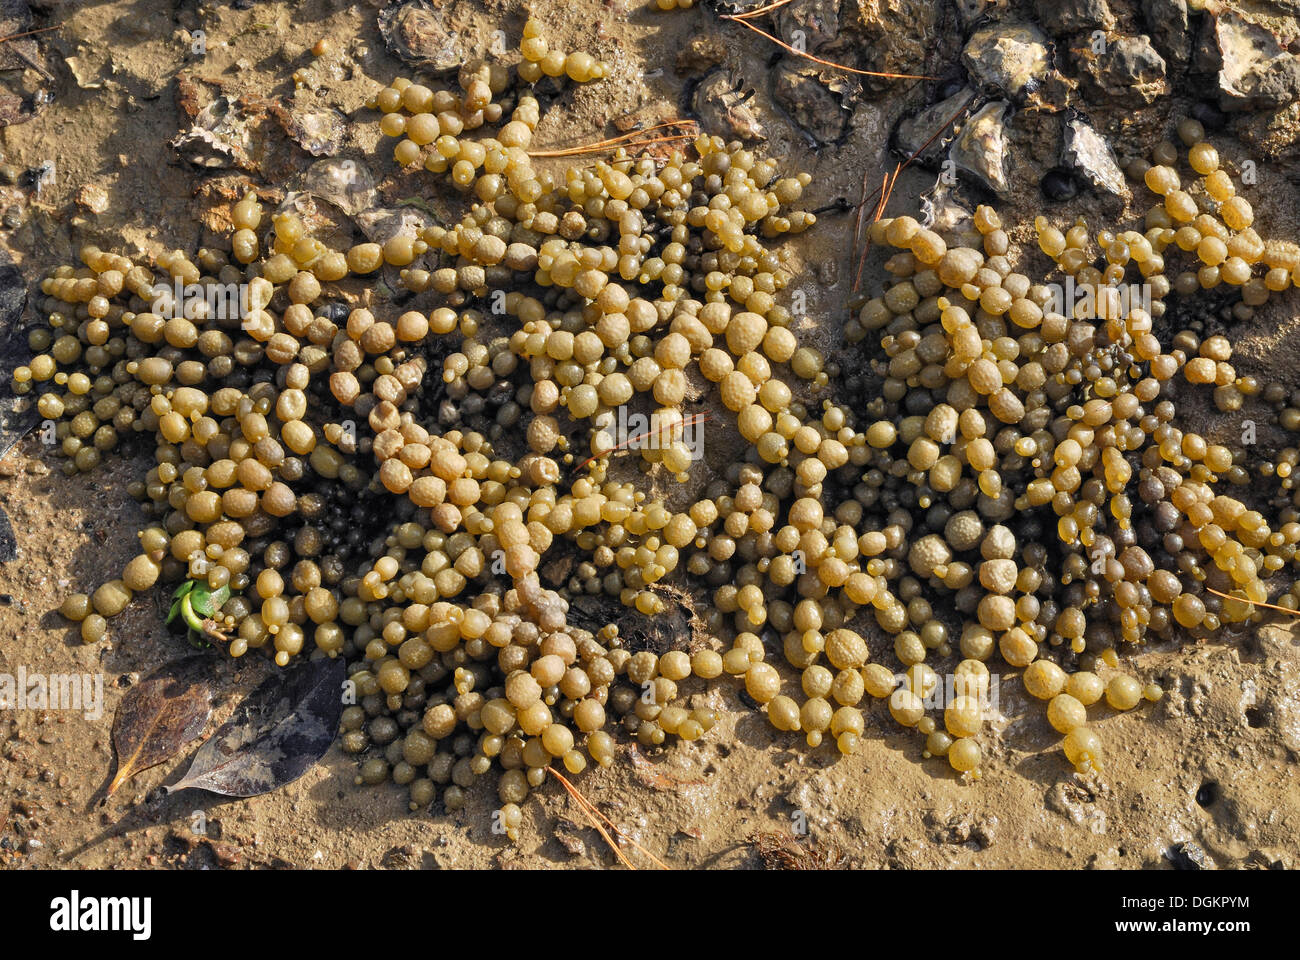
left=170, top=97, right=257, bottom=169
left=270, top=190, right=356, bottom=252
left=962, top=23, right=1050, bottom=101
left=773, top=63, right=852, bottom=145
left=352, top=205, right=435, bottom=249
left=1212, top=9, right=1300, bottom=111
left=378, top=0, right=467, bottom=70
left=772, top=0, right=840, bottom=55
left=894, top=86, right=975, bottom=168
left=1071, top=32, right=1168, bottom=106
left=1035, top=0, right=1114, bottom=35
left=708, top=0, right=773, bottom=14
left=301, top=157, right=377, bottom=217
left=919, top=177, right=977, bottom=244
left=280, top=107, right=348, bottom=157
left=691, top=69, right=765, bottom=143
left=949, top=99, right=1012, bottom=196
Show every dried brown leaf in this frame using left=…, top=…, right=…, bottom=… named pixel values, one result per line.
left=108, top=657, right=214, bottom=797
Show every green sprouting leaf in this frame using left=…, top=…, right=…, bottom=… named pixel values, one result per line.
left=189, top=584, right=230, bottom=619
left=167, top=597, right=183, bottom=625
left=188, top=585, right=212, bottom=617
left=179, top=593, right=206, bottom=633
left=173, top=580, right=196, bottom=600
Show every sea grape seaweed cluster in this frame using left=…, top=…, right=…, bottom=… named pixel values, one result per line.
left=11, top=18, right=1300, bottom=812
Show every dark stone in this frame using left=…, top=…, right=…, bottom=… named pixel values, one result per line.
left=1041, top=168, right=1079, bottom=200
left=1190, top=100, right=1227, bottom=132
left=1141, top=0, right=1192, bottom=69
left=936, top=75, right=966, bottom=100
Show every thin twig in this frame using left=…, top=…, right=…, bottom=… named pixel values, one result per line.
left=561, top=119, right=696, bottom=148
left=876, top=162, right=903, bottom=233
left=0, top=24, right=61, bottom=43
left=880, top=163, right=902, bottom=218
left=549, top=767, right=669, bottom=869
left=720, top=15, right=934, bottom=80
left=848, top=163, right=873, bottom=285
left=1204, top=586, right=1300, bottom=617
left=853, top=171, right=890, bottom=291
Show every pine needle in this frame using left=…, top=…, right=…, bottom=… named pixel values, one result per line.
left=878, top=163, right=902, bottom=221
left=546, top=766, right=669, bottom=870
left=528, top=120, right=698, bottom=157
left=728, top=0, right=798, bottom=19
left=546, top=767, right=634, bottom=868
left=852, top=170, right=890, bottom=290
left=529, top=135, right=695, bottom=158
left=1203, top=586, right=1300, bottom=617
left=719, top=14, right=934, bottom=80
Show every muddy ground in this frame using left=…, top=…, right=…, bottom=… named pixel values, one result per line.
left=0, top=0, right=1297, bottom=870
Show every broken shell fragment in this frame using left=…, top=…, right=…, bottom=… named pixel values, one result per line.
left=280, top=107, right=348, bottom=157
left=170, top=97, right=257, bottom=169
left=692, top=69, right=766, bottom=143
left=302, top=157, right=377, bottom=218
left=272, top=190, right=356, bottom=252
left=1060, top=114, right=1129, bottom=200
left=949, top=99, right=1012, bottom=197
left=894, top=86, right=975, bottom=168
left=378, top=0, right=468, bottom=71
left=962, top=23, right=1050, bottom=102
left=919, top=177, right=978, bottom=246
left=1212, top=9, right=1300, bottom=111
